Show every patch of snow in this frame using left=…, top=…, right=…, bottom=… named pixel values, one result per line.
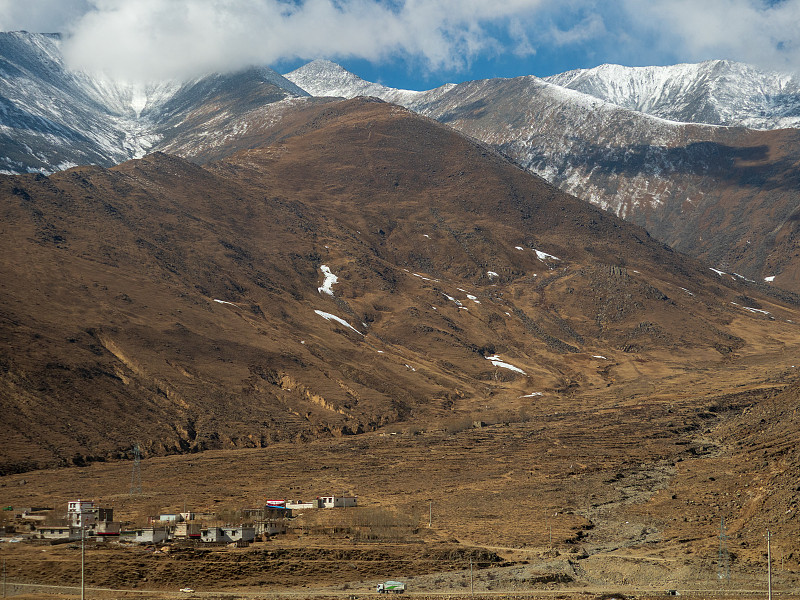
left=592, top=355, right=608, bottom=359
left=404, top=364, right=416, bottom=371
left=742, top=306, right=771, bottom=315
left=317, top=265, right=338, bottom=295
left=533, top=249, right=560, bottom=261
left=413, top=273, right=438, bottom=282
left=466, top=294, right=480, bottom=304
left=487, top=271, right=499, bottom=280
left=515, top=246, right=525, bottom=251
left=443, top=293, right=462, bottom=307
left=314, top=310, right=363, bottom=335
left=520, top=392, right=543, bottom=397
left=765, top=275, right=776, bottom=282
left=710, top=268, right=727, bottom=276
left=679, top=287, right=695, bottom=296
left=213, top=299, right=238, bottom=306
left=485, top=354, right=527, bottom=375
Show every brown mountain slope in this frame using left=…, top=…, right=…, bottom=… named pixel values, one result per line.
left=153, top=78, right=800, bottom=293
left=2, top=97, right=800, bottom=475
left=413, top=80, right=800, bottom=292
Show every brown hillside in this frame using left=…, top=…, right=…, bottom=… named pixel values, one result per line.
left=1, top=97, right=799, bottom=478
left=1, top=98, right=800, bottom=595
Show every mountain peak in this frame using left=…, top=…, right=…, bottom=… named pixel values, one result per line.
left=544, top=60, right=800, bottom=128
left=285, top=59, right=428, bottom=104
left=286, top=59, right=366, bottom=96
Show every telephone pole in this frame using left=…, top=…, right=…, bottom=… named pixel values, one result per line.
left=469, top=556, right=474, bottom=596
left=81, top=524, right=85, bottom=600
left=767, top=530, right=772, bottom=600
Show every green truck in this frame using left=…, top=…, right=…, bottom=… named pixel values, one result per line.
left=376, top=581, right=405, bottom=593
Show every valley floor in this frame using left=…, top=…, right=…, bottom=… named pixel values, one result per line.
left=2, top=318, right=800, bottom=597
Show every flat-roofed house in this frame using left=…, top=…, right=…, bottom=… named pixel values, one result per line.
left=317, top=495, right=358, bottom=508
left=201, top=526, right=255, bottom=543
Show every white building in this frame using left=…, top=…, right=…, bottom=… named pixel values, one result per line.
left=158, top=514, right=179, bottom=522
left=67, top=500, right=96, bottom=527
left=317, top=495, right=358, bottom=508
left=132, top=527, right=169, bottom=544
left=38, top=526, right=77, bottom=540
left=65, top=500, right=119, bottom=538
left=201, top=526, right=256, bottom=543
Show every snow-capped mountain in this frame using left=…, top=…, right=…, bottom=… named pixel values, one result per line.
left=285, top=59, right=458, bottom=113
left=285, top=59, right=436, bottom=106
left=0, top=31, right=308, bottom=174
left=4, top=32, right=800, bottom=290
left=285, top=59, right=800, bottom=290
left=287, top=57, right=800, bottom=131
left=545, top=60, right=800, bottom=130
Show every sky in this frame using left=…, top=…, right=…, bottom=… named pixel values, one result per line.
left=1, top=0, right=799, bottom=89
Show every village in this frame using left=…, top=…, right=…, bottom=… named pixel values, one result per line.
left=2, top=494, right=359, bottom=546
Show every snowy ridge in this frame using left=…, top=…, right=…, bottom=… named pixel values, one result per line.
left=545, top=60, right=800, bottom=129
left=0, top=31, right=307, bottom=174
left=285, top=59, right=455, bottom=108
left=286, top=58, right=800, bottom=131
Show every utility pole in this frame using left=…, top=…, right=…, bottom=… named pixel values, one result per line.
left=81, top=523, right=85, bottom=600
left=469, top=556, right=474, bottom=596
left=767, top=529, right=772, bottom=600
left=428, top=500, right=432, bottom=528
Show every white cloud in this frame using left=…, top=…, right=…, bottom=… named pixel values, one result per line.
left=546, top=12, right=607, bottom=47
left=53, top=0, right=548, bottom=81
left=0, top=0, right=91, bottom=33
left=2, top=0, right=799, bottom=81
left=620, top=0, right=800, bottom=73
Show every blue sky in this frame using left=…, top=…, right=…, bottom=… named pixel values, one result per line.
left=1, top=0, right=799, bottom=87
